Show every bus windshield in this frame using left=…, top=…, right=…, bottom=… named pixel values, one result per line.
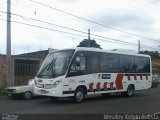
left=36, top=50, right=74, bottom=78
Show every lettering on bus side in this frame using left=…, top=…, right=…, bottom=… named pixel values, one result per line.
left=79, top=80, right=85, bottom=83
left=101, top=74, right=111, bottom=79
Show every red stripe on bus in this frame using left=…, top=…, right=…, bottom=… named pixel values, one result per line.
left=140, top=74, right=143, bottom=80
left=89, top=83, right=94, bottom=91
left=128, top=74, right=131, bottom=80
left=134, top=74, right=137, bottom=80
left=96, top=82, right=101, bottom=90
left=103, top=82, right=107, bottom=89
left=115, top=74, right=124, bottom=90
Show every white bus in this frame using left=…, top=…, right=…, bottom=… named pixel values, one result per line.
left=34, top=47, right=152, bottom=103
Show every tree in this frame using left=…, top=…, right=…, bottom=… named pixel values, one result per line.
left=77, top=39, right=102, bottom=49
left=140, top=50, right=160, bottom=59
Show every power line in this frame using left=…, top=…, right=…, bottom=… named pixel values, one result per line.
left=0, top=13, right=159, bottom=50
left=0, top=18, right=141, bottom=48
left=91, top=33, right=138, bottom=46
left=0, top=11, right=141, bottom=47
left=92, top=37, right=138, bottom=47
left=123, top=1, right=160, bottom=21
left=130, top=1, right=160, bottom=16
left=28, top=0, right=160, bottom=43
left=0, top=18, right=88, bottom=38
left=1, top=9, right=159, bottom=50
left=9, top=12, right=159, bottom=49
left=92, top=36, right=158, bottom=50
left=0, top=11, right=87, bottom=34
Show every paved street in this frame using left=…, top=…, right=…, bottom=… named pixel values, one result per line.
left=0, top=87, right=160, bottom=114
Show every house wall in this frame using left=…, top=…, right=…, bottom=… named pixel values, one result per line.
left=13, top=58, right=40, bottom=85
left=0, top=50, right=48, bottom=88
left=0, top=55, right=7, bottom=88
left=152, top=59, right=160, bottom=73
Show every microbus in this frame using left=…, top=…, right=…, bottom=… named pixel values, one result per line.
left=34, top=47, right=152, bottom=103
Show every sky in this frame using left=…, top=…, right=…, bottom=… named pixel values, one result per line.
left=0, top=0, right=160, bottom=55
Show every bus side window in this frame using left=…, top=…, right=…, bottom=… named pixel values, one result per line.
left=74, top=56, right=86, bottom=71
left=67, top=55, right=87, bottom=77
left=69, top=55, right=86, bottom=70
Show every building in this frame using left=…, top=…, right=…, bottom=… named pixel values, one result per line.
left=0, top=50, right=48, bottom=89
left=152, top=59, right=160, bottom=73
left=0, top=54, right=7, bottom=89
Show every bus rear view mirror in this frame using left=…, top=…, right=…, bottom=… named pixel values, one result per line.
left=76, top=56, right=81, bottom=66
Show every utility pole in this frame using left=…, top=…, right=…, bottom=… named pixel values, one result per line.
left=138, top=40, right=140, bottom=54
left=88, top=29, right=90, bottom=47
left=6, top=0, right=12, bottom=87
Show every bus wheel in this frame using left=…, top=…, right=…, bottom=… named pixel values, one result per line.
left=74, top=88, right=85, bottom=103
left=126, top=85, right=134, bottom=97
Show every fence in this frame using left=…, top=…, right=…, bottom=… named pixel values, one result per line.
left=14, top=60, right=39, bottom=85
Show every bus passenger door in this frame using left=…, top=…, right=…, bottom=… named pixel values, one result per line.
left=66, top=51, right=91, bottom=92
left=87, top=51, right=100, bottom=94
left=67, top=51, right=101, bottom=94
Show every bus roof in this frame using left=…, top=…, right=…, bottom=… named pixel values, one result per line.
left=50, top=47, right=151, bottom=58
left=75, top=47, right=150, bottom=58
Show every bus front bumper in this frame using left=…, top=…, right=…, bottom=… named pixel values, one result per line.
left=34, top=88, right=74, bottom=97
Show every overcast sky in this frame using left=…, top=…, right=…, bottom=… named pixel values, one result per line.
left=0, top=0, right=160, bottom=55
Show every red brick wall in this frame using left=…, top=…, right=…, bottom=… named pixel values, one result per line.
left=0, top=55, right=7, bottom=88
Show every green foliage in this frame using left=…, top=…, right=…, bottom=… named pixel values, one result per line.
left=140, top=50, right=160, bottom=59
left=77, top=39, right=102, bottom=49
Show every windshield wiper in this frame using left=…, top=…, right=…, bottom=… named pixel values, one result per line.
left=48, top=58, right=57, bottom=78
left=36, top=58, right=57, bottom=78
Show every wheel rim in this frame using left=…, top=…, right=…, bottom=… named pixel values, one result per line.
left=76, top=91, right=84, bottom=102
left=128, top=87, right=133, bottom=96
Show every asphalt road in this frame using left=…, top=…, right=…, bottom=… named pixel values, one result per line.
left=0, top=87, right=160, bottom=115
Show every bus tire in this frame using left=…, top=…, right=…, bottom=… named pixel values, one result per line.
left=125, top=85, right=134, bottom=97
left=74, top=88, right=85, bottom=103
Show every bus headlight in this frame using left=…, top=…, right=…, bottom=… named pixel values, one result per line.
left=53, top=80, right=62, bottom=88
